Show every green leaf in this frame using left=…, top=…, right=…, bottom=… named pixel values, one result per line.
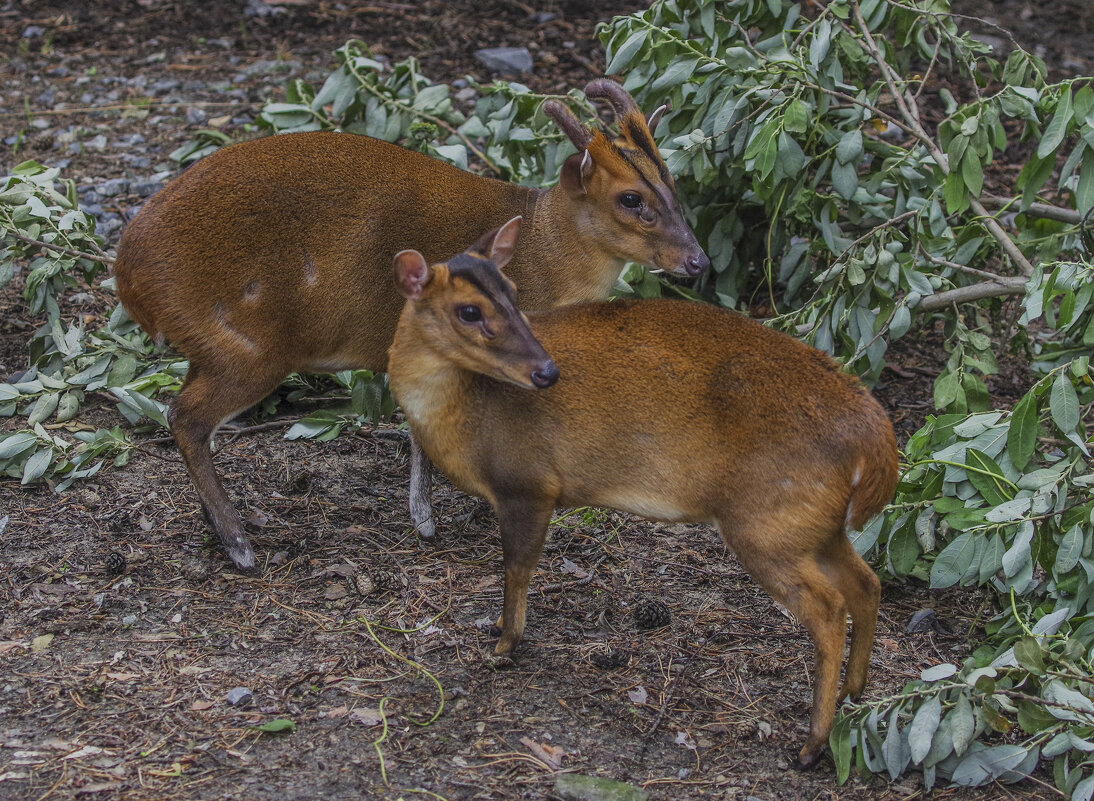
left=830, top=161, right=858, bottom=200
left=930, top=532, right=975, bottom=588
left=943, top=169, right=970, bottom=215
left=1050, top=371, right=1080, bottom=433
left=253, top=718, right=296, bottom=733
left=21, top=447, right=52, bottom=484
left=606, top=29, right=647, bottom=75
left=960, top=152, right=984, bottom=198
left=950, top=694, right=975, bottom=757
left=1013, top=637, right=1046, bottom=676
left=783, top=99, right=809, bottom=133
left=1056, top=524, right=1084, bottom=575
left=1007, top=390, right=1039, bottom=471
left=835, top=129, right=863, bottom=164
left=965, top=449, right=1012, bottom=506
left=26, top=392, right=59, bottom=426
left=909, top=696, right=941, bottom=764
left=830, top=714, right=852, bottom=785
left=1037, top=86, right=1073, bottom=159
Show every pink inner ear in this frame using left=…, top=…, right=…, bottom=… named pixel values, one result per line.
left=394, top=250, right=429, bottom=299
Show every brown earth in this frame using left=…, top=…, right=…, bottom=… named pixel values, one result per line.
left=0, top=1, right=1089, bottom=800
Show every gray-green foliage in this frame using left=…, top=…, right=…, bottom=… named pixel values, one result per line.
left=5, top=3, right=1094, bottom=792
left=257, top=39, right=588, bottom=186
left=603, top=0, right=1092, bottom=397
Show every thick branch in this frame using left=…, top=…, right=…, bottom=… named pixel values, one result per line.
left=981, top=195, right=1084, bottom=225
left=917, top=275, right=1027, bottom=311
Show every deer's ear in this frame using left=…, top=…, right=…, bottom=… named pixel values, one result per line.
left=559, top=150, right=594, bottom=197
left=488, top=216, right=522, bottom=271
left=393, top=250, right=431, bottom=300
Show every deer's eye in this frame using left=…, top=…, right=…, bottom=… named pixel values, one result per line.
left=457, top=305, right=482, bottom=323
left=619, top=192, right=643, bottom=209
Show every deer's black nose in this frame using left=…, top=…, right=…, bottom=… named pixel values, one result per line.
left=685, top=251, right=711, bottom=276
left=530, top=360, right=559, bottom=389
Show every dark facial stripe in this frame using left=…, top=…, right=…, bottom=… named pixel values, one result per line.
left=446, top=253, right=519, bottom=311
left=623, top=116, right=661, bottom=165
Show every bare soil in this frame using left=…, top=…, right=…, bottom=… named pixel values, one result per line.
left=1, top=1, right=1089, bottom=800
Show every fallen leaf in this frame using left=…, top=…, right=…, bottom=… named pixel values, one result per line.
left=0, top=641, right=26, bottom=655
left=627, top=686, right=648, bottom=705
left=322, top=705, right=349, bottom=719
left=349, top=707, right=383, bottom=726
left=104, top=672, right=141, bottom=681
left=245, top=510, right=270, bottom=527
left=324, top=584, right=349, bottom=601
left=31, top=634, right=54, bottom=653
left=559, top=557, right=588, bottom=579
left=0, top=772, right=29, bottom=782
left=674, top=730, right=696, bottom=751
left=189, top=700, right=214, bottom=711
left=64, top=745, right=104, bottom=760
left=325, top=563, right=357, bottom=578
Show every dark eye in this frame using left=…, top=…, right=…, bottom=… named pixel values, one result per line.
left=457, top=305, right=482, bottom=323
left=619, top=192, right=643, bottom=209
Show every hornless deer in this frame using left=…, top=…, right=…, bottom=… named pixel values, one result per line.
left=113, top=79, right=708, bottom=570
left=387, top=219, right=898, bottom=767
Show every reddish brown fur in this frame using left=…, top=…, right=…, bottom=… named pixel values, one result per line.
left=113, top=87, right=706, bottom=569
left=389, top=274, right=898, bottom=767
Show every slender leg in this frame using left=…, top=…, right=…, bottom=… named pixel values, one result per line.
left=169, top=365, right=282, bottom=570
left=718, top=520, right=848, bottom=768
left=408, top=433, right=435, bottom=538
left=493, top=494, right=555, bottom=655
left=826, top=537, right=881, bottom=701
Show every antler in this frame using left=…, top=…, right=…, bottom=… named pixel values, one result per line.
left=583, top=78, right=641, bottom=121
left=543, top=100, right=593, bottom=150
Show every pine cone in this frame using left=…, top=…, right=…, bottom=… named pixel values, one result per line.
left=589, top=645, right=627, bottom=669
left=105, top=552, right=127, bottom=576
left=369, top=568, right=402, bottom=593
left=632, top=598, right=671, bottom=630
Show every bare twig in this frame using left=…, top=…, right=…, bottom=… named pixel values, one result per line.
left=5, top=230, right=114, bottom=264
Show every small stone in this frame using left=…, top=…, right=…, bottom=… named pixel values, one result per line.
left=555, top=773, right=649, bottom=801
left=529, top=11, right=557, bottom=23
left=23, top=25, right=45, bottom=38
left=131, top=180, right=162, bottom=197
left=98, top=178, right=130, bottom=197
left=121, top=614, right=138, bottom=627
left=83, top=134, right=107, bottom=150
left=186, top=107, right=207, bottom=125
left=226, top=687, right=253, bottom=706
left=152, top=78, right=181, bottom=93
left=473, top=47, right=534, bottom=76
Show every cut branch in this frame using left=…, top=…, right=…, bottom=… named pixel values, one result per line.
left=5, top=230, right=114, bottom=264
left=917, top=275, right=1027, bottom=311
left=981, top=196, right=1084, bottom=226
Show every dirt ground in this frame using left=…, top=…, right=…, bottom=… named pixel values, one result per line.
left=1, top=1, right=1090, bottom=800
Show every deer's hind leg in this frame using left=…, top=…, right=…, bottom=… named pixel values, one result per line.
left=170, top=362, right=284, bottom=570
left=715, top=515, right=851, bottom=768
